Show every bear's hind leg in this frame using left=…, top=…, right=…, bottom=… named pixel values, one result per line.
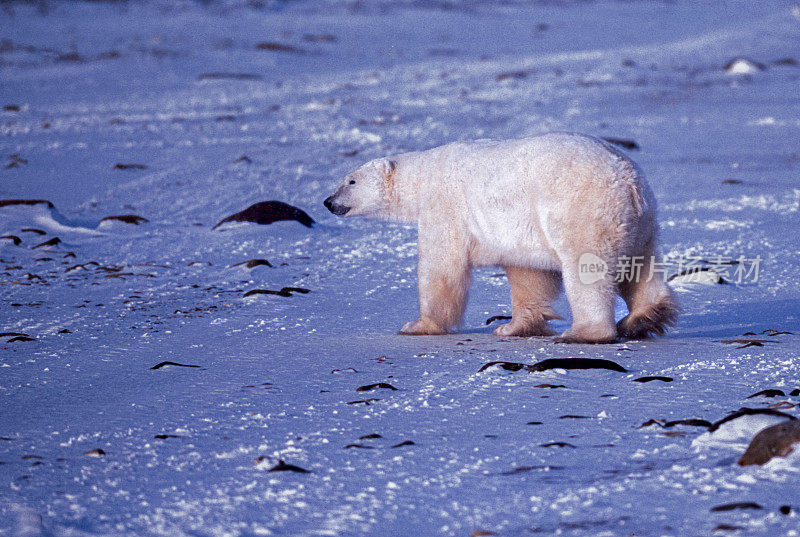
left=494, top=267, right=562, bottom=337
left=400, top=235, right=471, bottom=335
left=556, top=261, right=617, bottom=344
left=617, top=248, right=679, bottom=339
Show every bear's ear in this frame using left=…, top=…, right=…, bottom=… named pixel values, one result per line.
left=381, top=159, right=397, bottom=196
left=381, top=159, right=397, bottom=176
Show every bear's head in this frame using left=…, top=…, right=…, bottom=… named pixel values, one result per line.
left=324, top=158, right=397, bottom=217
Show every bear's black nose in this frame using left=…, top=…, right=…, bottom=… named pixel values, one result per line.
left=323, top=196, right=351, bottom=216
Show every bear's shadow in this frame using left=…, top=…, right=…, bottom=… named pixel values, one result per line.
left=461, top=294, right=798, bottom=341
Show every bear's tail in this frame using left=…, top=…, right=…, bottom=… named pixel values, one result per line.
left=617, top=261, right=680, bottom=339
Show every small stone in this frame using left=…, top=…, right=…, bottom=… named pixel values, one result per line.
left=602, top=137, right=640, bottom=150
left=213, top=201, right=314, bottom=230
left=113, top=163, right=148, bottom=170
left=738, top=420, right=800, bottom=466
left=99, top=215, right=149, bottom=225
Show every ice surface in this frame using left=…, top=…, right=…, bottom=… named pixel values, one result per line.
left=2, top=0, right=800, bottom=535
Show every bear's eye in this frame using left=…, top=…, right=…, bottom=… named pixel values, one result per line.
left=349, top=179, right=356, bottom=185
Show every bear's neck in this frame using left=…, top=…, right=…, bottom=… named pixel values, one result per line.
left=382, top=161, right=420, bottom=224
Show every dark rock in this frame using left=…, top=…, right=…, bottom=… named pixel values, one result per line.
left=663, top=419, right=712, bottom=429
left=710, top=407, right=796, bottom=433
left=669, top=266, right=727, bottom=284
left=83, top=448, right=105, bottom=457
left=634, top=376, right=673, bottom=383
left=21, top=228, right=46, bottom=235
left=631, top=418, right=656, bottom=429
left=500, top=465, right=563, bottom=475
left=65, top=262, right=99, bottom=273
left=356, top=383, right=397, bottom=392
left=710, top=502, right=763, bottom=512
left=197, top=72, right=262, bottom=81
left=478, top=361, right=527, bottom=372
left=150, top=361, right=200, bottom=370
left=602, top=137, right=640, bottom=150
left=780, top=505, right=792, bottom=515
left=738, top=420, right=800, bottom=466
left=255, top=42, right=305, bottom=54
left=485, top=315, right=512, bottom=325
left=243, top=287, right=310, bottom=298
left=530, top=358, right=627, bottom=372
left=391, top=441, right=415, bottom=448
left=761, top=329, right=793, bottom=336
left=100, top=215, right=149, bottom=225
left=57, top=52, right=84, bottom=62
left=3, top=105, right=20, bottom=112
left=7, top=336, right=35, bottom=343
left=478, top=358, right=627, bottom=373
left=113, top=163, right=148, bottom=170
left=33, top=237, right=61, bottom=249
left=721, top=179, right=743, bottom=184
left=303, top=33, right=337, bottom=43
left=359, top=434, right=382, bottom=440
left=0, top=199, right=53, bottom=209
left=231, top=259, right=272, bottom=269
left=714, top=339, right=776, bottom=347
left=0, top=235, right=21, bottom=245
left=713, top=524, right=744, bottom=532
left=496, top=69, right=534, bottom=82
left=5, top=154, right=28, bottom=169
left=97, top=50, right=120, bottom=60
left=214, top=201, right=314, bottom=229
left=346, top=399, right=380, bottom=405
left=541, top=442, right=576, bottom=448
left=747, top=389, right=785, bottom=399
left=266, top=459, right=310, bottom=473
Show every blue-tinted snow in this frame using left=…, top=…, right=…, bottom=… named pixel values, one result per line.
left=2, top=1, right=800, bottom=535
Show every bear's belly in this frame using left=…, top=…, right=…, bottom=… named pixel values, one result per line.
left=470, top=242, right=560, bottom=269
left=465, top=205, right=560, bottom=270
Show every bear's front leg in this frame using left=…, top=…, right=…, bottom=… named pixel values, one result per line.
left=399, top=225, right=471, bottom=335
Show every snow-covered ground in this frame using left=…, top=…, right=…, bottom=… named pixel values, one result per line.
left=2, top=1, right=800, bottom=535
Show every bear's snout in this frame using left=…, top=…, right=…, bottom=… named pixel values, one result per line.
left=324, top=195, right=350, bottom=216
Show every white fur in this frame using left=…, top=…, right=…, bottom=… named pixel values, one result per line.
left=326, top=132, right=677, bottom=342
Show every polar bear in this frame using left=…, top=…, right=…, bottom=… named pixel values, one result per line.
left=324, top=132, right=678, bottom=343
